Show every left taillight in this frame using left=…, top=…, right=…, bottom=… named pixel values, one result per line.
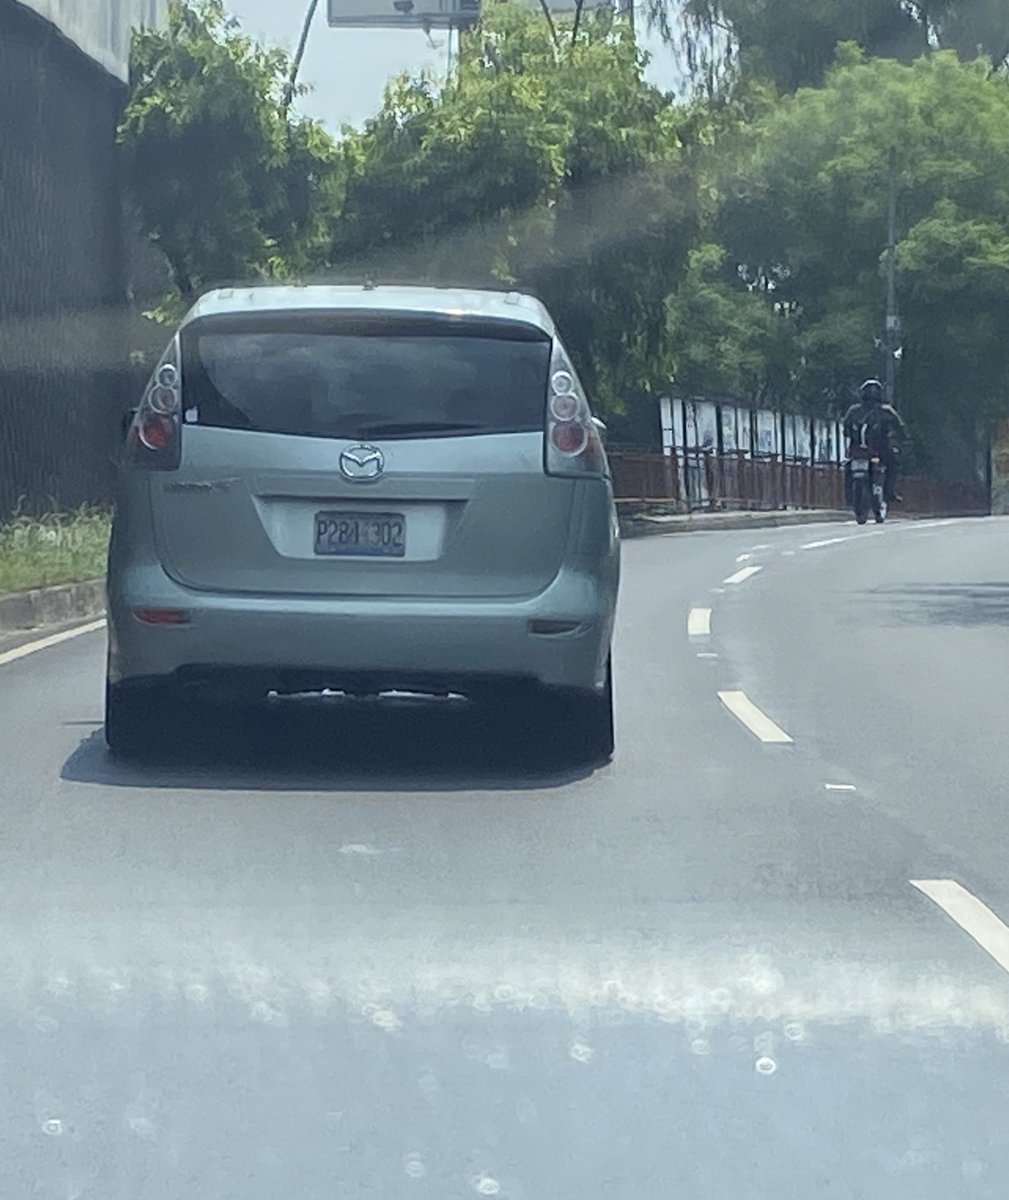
left=126, top=340, right=182, bottom=470
left=544, top=342, right=606, bottom=478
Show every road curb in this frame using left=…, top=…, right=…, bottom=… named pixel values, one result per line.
left=618, top=508, right=851, bottom=538
left=0, top=579, right=105, bottom=634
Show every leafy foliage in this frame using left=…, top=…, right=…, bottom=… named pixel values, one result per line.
left=331, top=4, right=702, bottom=407
left=683, top=49, right=1009, bottom=468
left=121, top=1, right=1009, bottom=476
left=668, top=0, right=1007, bottom=92
left=120, top=0, right=340, bottom=301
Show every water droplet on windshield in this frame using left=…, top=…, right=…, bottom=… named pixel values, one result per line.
left=404, top=1152, right=426, bottom=1179
left=41, top=1119, right=64, bottom=1137
left=569, top=1042, right=594, bottom=1063
left=45, top=975, right=71, bottom=998
left=461, top=1035, right=485, bottom=1060
left=755, top=1056, right=777, bottom=1076
left=370, top=1008, right=402, bottom=1032
left=690, top=1038, right=711, bottom=1056
left=709, top=987, right=732, bottom=1013
left=474, top=1175, right=501, bottom=1196
left=962, top=1157, right=987, bottom=1181
left=753, top=1031, right=775, bottom=1055
left=24, top=1011, right=58, bottom=1034
left=128, top=1116, right=156, bottom=1140
left=250, top=1000, right=288, bottom=1028
left=783, top=1021, right=806, bottom=1042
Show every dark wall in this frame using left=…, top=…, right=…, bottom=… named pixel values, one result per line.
left=0, top=0, right=131, bottom=519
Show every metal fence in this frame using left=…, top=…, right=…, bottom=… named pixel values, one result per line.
left=609, top=449, right=990, bottom=518
left=0, top=0, right=134, bottom=520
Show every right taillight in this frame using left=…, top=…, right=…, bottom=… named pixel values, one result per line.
left=545, top=343, right=605, bottom=478
left=126, top=341, right=182, bottom=470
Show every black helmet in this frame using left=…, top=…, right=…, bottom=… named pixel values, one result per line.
left=859, top=378, right=884, bottom=404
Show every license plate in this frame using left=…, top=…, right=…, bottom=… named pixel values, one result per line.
left=314, top=511, right=405, bottom=557
left=850, top=459, right=870, bottom=474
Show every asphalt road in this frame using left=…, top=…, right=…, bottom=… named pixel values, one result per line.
left=2, top=517, right=1009, bottom=1198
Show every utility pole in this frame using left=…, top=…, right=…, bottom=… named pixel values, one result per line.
left=282, top=0, right=322, bottom=119
left=884, top=147, right=900, bottom=405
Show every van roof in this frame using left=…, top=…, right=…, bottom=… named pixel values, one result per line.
left=183, top=285, right=556, bottom=336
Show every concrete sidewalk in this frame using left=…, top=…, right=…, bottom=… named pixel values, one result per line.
left=618, top=504, right=850, bottom=538
left=0, top=578, right=105, bottom=635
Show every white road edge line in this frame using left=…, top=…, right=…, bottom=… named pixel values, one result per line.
left=824, top=783, right=857, bottom=792
left=723, top=565, right=763, bottom=586
left=911, top=879, right=1009, bottom=976
left=717, top=690, right=793, bottom=744
left=0, top=618, right=106, bottom=669
left=801, top=535, right=852, bottom=550
left=687, top=607, right=712, bottom=638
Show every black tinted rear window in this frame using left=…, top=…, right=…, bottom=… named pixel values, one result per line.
left=181, top=314, right=551, bottom=440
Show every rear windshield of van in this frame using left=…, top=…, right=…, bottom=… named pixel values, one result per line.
left=181, top=313, right=552, bottom=441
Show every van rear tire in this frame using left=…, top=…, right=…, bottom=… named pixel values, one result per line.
left=105, top=679, right=172, bottom=759
left=544, top=659, right=614, bottom=765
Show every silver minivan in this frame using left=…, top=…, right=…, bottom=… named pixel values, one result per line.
left=106, top=285, right=620, bottom=760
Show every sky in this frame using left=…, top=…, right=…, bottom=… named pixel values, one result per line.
left=229, top=0, right=679, bottom=129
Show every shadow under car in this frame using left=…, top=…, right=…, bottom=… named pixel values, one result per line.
left=61, top=692, right=605, bottom=794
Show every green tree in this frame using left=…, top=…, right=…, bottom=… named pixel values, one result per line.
left=707, top=49, right=1009, bottom=467
left=664, top=242, right=796, bottom=406
left=332, top=3, right=702, bottom=409
left=668, top=0, right=1007, bottom=93
left=120, top=0, right=340, bottom=306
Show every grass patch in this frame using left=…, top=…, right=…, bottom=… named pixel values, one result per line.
left=0, top=509, right=111, bottom=597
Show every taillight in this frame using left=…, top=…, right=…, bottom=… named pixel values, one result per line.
left=133, top=607, right=192, bottom=626
left=126, top=341, right=182, bottom=470
left=138, top=413, right=175, bottom=451
left=551, top=420, right=589, bottom=456
left=545, top=343, right=605, bottom=478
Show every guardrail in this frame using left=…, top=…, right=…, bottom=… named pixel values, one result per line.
left=609, top=449, right=989, bottom=517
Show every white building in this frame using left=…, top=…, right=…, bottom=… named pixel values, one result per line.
left=15, top=0, right=167, bottom=82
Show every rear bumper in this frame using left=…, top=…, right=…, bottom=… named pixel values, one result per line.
left=107, top=565, right=617, bottom=695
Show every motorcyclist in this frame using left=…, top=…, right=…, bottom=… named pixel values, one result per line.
left=842, top=378, right=905, bottom=503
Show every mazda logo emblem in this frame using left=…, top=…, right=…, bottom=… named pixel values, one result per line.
left=339, top=443, right=385, bottom=481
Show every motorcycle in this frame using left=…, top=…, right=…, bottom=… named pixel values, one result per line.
left=848, top=451, right=886, bottom=525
